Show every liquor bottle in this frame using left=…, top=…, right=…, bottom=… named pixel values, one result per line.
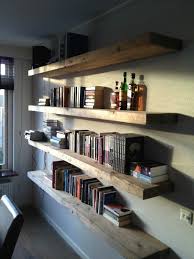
left=110, top=81, right=119, bottom=109
left=129, top=73, right=138, bottom=110
left=137, top=75, right=147, bottom=111
left=119, top=72, right=128, bottom=110
left=115, top=81, right=120, bottom=110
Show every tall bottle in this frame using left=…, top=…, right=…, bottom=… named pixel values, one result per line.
left=110, top=81, right=120, bottom=109
left=119, top=72, right=128, bottom=110
left=137, top=75, right=147, bottom=111
left=129, top=73, right=138, bottom=110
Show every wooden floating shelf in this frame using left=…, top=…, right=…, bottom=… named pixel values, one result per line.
left=28, top=32, right=182, bottom=79
left=28, top=105, right=178, bottom=125
left=28, top=140, right=172, bottom=200
left=28, top=170, right=169, bottom=259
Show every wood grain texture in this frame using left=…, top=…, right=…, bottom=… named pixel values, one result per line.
left=27, top=170, right=169, bottom=259
left=28, top=140, right=172, bottom=199
left=28, top=105, right=178, bottom=125
left=28, top=32, right=182, bottom=79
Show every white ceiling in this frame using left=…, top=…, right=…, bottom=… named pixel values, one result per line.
left=0, top=0, right=128, bottom=46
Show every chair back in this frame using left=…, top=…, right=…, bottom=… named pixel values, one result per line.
left=0, top=195, right=24, bottom=259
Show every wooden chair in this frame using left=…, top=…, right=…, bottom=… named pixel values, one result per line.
left=0, top=195, right=24, bottom=259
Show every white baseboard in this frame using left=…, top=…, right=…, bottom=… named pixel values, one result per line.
left=38, top=208, right=89, bottom=259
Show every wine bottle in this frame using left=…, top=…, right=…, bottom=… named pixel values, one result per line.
left=119, top=72, right=128, bottom=110
left=129, top=73, right=138, bottom=110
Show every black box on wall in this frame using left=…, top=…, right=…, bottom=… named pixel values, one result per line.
left=32, top=46, right=51, bottom=69
left=60, top=32, right=88, bottom=60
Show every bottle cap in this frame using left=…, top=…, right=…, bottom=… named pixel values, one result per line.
left=115, top=81, right=119, bottom=85
left=139, top=75, right=144, bottom=80
left=131, top=73, right=135, bottom=79
left=123, top=72, right=127, bottom=77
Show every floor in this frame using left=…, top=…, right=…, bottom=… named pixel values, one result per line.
left=12, top=207, right=80, bottom=259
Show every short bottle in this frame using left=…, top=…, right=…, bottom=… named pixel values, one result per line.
left=129, top=73, right=138, bottom=110
left=137, top=75, right=147, bottom=111
left=119, top=72, right=128, bottom=110
left=110, top=81, right=120, bottom=109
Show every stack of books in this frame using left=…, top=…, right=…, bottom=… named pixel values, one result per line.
left=38, top=97, right=50, bottom=106
left=50, top=130, right=71, bottom=149
left=84, top=86, right=105, bottom=109
left=103, top=203, right=132, bottom=227
left=132, top=161, right=168, bottom=183
left=42, top=120, right=60, bottom=139
left=50, top=86, right=69, bottom=107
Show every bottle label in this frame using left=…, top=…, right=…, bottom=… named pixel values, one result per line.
left=120, top=91, right=127, bottom=110
left=127, top=89, right=131, bottom=110
left=110, top=93, right=116, bottom=109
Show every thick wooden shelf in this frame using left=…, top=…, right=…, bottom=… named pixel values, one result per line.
left=28, top=105, right=178, bottom=125
left=28, top=140, right=172, bottom=200
left=28, top=32, right=182, bottom=79
left=28, top=170, right=169, bottom=259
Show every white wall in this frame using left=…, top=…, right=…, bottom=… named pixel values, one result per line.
left=32, top=0, right=194, bottom=258
left=0, top=44, right=33, bottom=206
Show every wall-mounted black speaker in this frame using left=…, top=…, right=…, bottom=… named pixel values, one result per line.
left=59, top=32, right=88, bottom=60
left=32, top=46, right=51, bottom=69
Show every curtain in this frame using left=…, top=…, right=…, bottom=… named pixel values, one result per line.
left=0, top=57, right=14, bottom=90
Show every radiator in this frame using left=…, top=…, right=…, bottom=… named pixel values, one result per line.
left=0, top=181, right=15, bottom=199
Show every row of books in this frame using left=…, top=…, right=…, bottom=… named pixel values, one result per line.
left=132, top=161, right=168, bottom=183
left=50, top=87, right=69, bottom=107
left=45, top=86, right=112, bottom=109
left=51, top=160, right=132, bottom=226
left=50, top=130, right=144, bottom=175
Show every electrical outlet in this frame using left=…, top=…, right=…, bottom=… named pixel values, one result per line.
left=180, top=208, right=193, bottom=225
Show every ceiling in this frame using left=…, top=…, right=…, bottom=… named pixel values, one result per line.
left=0, top=0, right=128, bottom=46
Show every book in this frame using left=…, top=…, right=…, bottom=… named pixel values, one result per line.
left=52, top=160, right=71, bottom=188
left=132, top=161, right=168, bottom=177
left=55, top=168, right=65, bottom=190
left=104, top=203, right=132, bottom=217
left=139, top=173, right=168, bottom=184
left=103, top=212, right=131, bottom=227
left=103, top=208, right=131, bottom=222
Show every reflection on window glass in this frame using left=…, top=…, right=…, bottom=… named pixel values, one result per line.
left=0, top=64, right=6, bottom=76
left=0, top=90, right=5, bottom=165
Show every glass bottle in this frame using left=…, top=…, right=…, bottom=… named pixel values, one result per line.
left=119, top=72, right=128, bottom=110
left=129, top=73, right=138, bottom=110
left=137, top=75, right=147, bottom=111
left=110, top=81, right=119, bottom=109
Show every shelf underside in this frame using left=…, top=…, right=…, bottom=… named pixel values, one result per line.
left=28, top=105, right=178, bottom=125
left=28, top=170, right=169, bottom=259
left=28, top=140, right=172, bottom=200
left=28, top=32, right=182, bottom=79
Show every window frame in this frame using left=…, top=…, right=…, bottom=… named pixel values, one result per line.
left=1, top=90, right=13, bottom=169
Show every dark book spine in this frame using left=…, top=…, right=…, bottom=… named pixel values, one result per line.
left=80, top=87, right=85, bottom=108
left=53, top=88, right=57, bottom=107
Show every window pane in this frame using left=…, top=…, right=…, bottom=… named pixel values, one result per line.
left=0, top=63, right=6, bottom=76
left=0, top=89, right=5, bottom=165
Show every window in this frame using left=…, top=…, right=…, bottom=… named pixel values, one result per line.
left=0, top=90, right=5, bottom=165
left=0, top=57, right=14, bottom=169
